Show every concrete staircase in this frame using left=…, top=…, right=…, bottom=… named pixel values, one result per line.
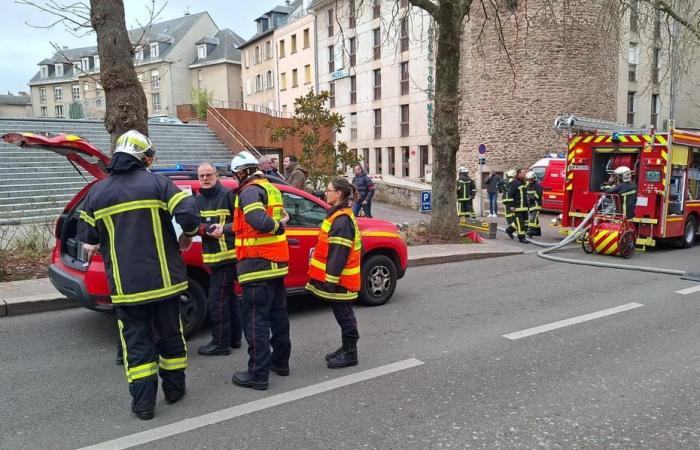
left=0, top=118, right=234, bottom=225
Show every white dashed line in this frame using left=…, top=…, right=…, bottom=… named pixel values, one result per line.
left=675, top=285, right=700, bottom=295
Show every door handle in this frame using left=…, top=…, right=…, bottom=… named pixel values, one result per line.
left=288, top=238, right=301, bottom=245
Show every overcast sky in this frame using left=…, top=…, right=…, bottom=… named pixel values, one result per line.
left=2, top=0, right=285, bottom=94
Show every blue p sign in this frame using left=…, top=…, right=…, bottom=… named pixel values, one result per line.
left=478, top=144, right=487, bottom=155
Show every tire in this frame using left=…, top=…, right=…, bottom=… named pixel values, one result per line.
left=359, top=254, right=398, bottom=307
left=178, top=278, right=207, bottom=339
left=581, top=230, right=594, bottom=254
left=680, top=216, right=697, bottom=249
left=619, top=230, right=635, bottom=259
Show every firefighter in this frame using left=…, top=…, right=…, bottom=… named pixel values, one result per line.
left=501, top=170, right=516, bottom=238
left=78, top=130, right=200, bottom=420
left=604, top=166, right=637, bottom=219
left=229, top=151, right=291, bottom=391
left=306, top=178, right=362, bottom=369
left=525, top=171, right=542, bottom=237
left=507, top=168, right=529, bottom=243
left=457, top=166, right=477, bottom=220
left=195, top=162, right=242, bottom=356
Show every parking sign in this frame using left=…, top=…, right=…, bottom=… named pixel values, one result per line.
left=420, top=190, right=432, bottom=212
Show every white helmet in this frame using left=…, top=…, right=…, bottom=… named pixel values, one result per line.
left=114, top=130, right=154, bottom=158
left=505, top=169, right=516, bottom=179
left=613, top=165, right=632, bottom=182
left=230, top=151, right=260, bottom=172
left=525, top=171, right=536, bottom=180
left=458, top=166, right=469, bottom=174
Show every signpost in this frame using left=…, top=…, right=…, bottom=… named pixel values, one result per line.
left=420, top=190, right=431, bottom=213
left=477, top=144, right=487, bottom=217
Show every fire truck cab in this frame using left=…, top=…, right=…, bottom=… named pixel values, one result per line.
left=557, top=115, right=700, bottom=249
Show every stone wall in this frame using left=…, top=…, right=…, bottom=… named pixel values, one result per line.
left=459, top=0, right=619, bottom=177
left=373, top=178, right=427, bottom=210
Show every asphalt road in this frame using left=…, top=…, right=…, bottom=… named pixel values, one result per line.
left=2, top=237, right=700, bottom=449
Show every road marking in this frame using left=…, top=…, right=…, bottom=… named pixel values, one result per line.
left=502, top=303, right=644, bottom=340
left=675, top=285, right=700, bottom=295
left=79, top=358, right=424, bottom=450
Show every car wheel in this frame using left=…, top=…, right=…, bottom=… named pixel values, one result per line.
left=359, top=254, right=397, bottom=307
left=680, top=216, right=697, bottom=249
left=178, top=278, right=207, bottom=338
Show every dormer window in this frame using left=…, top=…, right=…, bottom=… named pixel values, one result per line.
left=135, top=46, right=144, bottom=61
left=82, top=57, right=90, bottom=71
left=55, top=64, right=64, bottom=77
left=94, top=55, right=100, bottom=71
left=198, top=44, right=207, bottom=59
left=150, top=42, right=159, bottom=59
left=40, top=65, right=48, bottom=78
left=73, top=62, right=81, bottom=74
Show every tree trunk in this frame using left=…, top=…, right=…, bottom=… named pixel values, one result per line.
left=90, top=0, right=148, bottom=151
left=429, top=1, right=464, bottom=238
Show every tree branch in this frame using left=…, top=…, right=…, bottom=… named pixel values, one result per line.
left=407, top=0, right=438, bottom=18
left=653, top=0, right=700, bottom=41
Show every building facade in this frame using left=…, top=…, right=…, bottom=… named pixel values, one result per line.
left=275, top=12, right=316, bottom=115
left=189, top=28, right=245, bottom=107
left=311, top=0, right=434, bottom=181
left=0, top=94, right=32, bottom=117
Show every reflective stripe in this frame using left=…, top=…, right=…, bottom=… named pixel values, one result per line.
left=159, top=355, right=187, bottom=371
left=310, top=258, right=360, bottom=275
left=94, top=199, right=165, bottom=220
left=326, top=274, right=340, bottom=283
left=235, top=235, right=286, bottom=246
left=201, top=209, right=230, bottom=217
left=238, top=265, right=289, bottom=283
left=151, top=208, right=171, bottom=288
left=129, top=362, right=158, bottom=381
left=321, top=220, right=331, bottom=232
left=202, top=249, right=237, bottom=264
left=111, top=281, right=188, bottom=304
left=305, top=282, right=358, bottom=301
left=243, top=202, right=265, bottom=214
left=328, top=236, right=353, bottom=247
left=168, top=190, right=191, bottom=213
left=117, top=320, right=130, bottom=382
left=179, top=315, right=187, bottom=354
left=102, top=215, right=123, bottom=296
left=79, top=210, right=95, bottom=227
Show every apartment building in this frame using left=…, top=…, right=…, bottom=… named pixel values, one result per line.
left=276, top=12, right=316, bottom=115
left=28, top=12, right=218, bottom=119
left=239, top=5, right=294, bottom=113
left=189, top=28, right=246, bottom=106
left=311, top=0, right=434, bottom=181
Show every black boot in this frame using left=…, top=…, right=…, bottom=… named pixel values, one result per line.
left=198, top=342, right=231, bottom=356
left=505, top=227, right=514, bottom=240
left=325, top=346, right=343, bottom=361
left=327, top=338, right=358, bottom=369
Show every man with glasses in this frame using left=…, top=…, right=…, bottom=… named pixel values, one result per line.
left=194, top=163, right=242, bottom=355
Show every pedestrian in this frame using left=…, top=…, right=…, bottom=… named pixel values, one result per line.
left=194, top=162, right=242, bottom=356
left=283, top=155, right=308, bottom=190
left=78, top=130, right=200, bottom=420
left=500, top=170, right=516, bottom=237
left=507, top=168, right=529, bottom=243
left=260, top=156, right=283, bottom=179
left=525, top=171, right=542, bottom=237
left=351, top=164, right=375, bottom=218
left=229, top=151, right=291, bottom=391
left=456, top=166, right=476, bottom=220
left=306, top=178, right=362, bottom=369
left=485, top=171, right=502, bottom=218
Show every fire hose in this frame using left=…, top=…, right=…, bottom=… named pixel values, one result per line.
left=497, top=202, right=687, bottom=277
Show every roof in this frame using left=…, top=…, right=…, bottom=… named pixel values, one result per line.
left=240, top=4, right=293, bottom=48
left=0, top=95, right=31, bottom=106
left=190, top=28, right=245, bottom=67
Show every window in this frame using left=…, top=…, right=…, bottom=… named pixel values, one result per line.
left=373, top=28, right=381, bottom=60
left=350, top=113, right=358, bottom=141
left=652, top=48, right=661, bottom=84
left=150, top=42, right=159, bottom=59
left=135, top=47, right=144, bottom=61
left=151, top=70, right=160, bottom=89
left=420, top=145, right=429, bottom=179
left=373, top=69, right=381, bottom=100
left=267, top=70, right=273, bottom=89
left=304, top=65, right=311, bottom=84
left=374, top=109, right=381, bottom=139
left=83, top=82, right=89, bottom=93
left=362, top=148, right=370, bottom=167
left=303, top=29, right=310, bottom=49
left=350, top=76, right=356, bottom=104
left=256, top=75, right=263, bottom=92
left=628, top=43, right=639, bottom=82
left=96, top=98, right=102, bottom=107
left=246, top=79, right=252, bottom=95
left=400, top=104, right=409, bottom=137
left=94, top=55, right=100, bottom=71
left=244, top=51, right=249, bottom=68
left=402, top=146, right=410, bottom=177
left=628, top=63, right=637, bottom=82
left=400, top=19, right=409, bottom=52
left=400, top=62, right=409, bottom=95
left=72, top=85, right=80, bottom=101
left=626, top=91, right=635, bottom=125
left=282, top=192, right=327, bottom=227
left=388, top=147, right=395, bottom=175
left=375, top=148, right=382, bottom=174
left=266, top=40, right=272, bottom=60
left=327, top=9, right=334, bottom=36
left=328, top=46, right=335, bottom=73
left=152, top=93, right=161, bottom=111
left=279, top=40, right=285, bottom=58
left=281, top=72, right=287, bottom=90
left=651, top=94, right=659, bottom=129
left=54, top=87, right=63, bottom=102
left=291, top=34, right=297, bottom=54
left=40, top=65, right=48, bottom=78
left=40, top=106, right=47, bottom=117
left=373, top=0, right=381, bottom=19
left=39, top=88, right=46, bottom=103
left=55, top=64, right=64, bottom=77
left=282, top=104, right=288, bottom=114
left=73, top=62, right=81, bottom=75
left=292, top=69, right=298, bottom=87
left=82, top=57, right=90, bottom=72
left=630, top=0, right=639, bottom=32
left=349, top=0, right=356, bottom=28
left=255, top=46, right=261, bottom=64
left=55, top=105, right=64, bottom=118
left=349, top=37, right=356, bottom=67
left=329, top=82, right=335, bottom=108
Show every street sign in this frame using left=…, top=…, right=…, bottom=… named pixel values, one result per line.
left=478, top=156, right=486, bottom=165
left=478, top=143, right=487, bottom=154
left=420, top=190, right=432, bottom=212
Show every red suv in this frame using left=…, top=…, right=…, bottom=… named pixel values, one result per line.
left=2, top=132, right=408, bottom=336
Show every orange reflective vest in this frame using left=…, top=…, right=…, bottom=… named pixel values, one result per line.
left=233, top=178, right=289, bottom=263
left=307, top=208, right=361, bottom=300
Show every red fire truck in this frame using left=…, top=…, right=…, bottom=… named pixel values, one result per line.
left=557, top=115, right=700, bottom=249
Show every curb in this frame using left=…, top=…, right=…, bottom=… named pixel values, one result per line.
left=407, top=250, right=523, bottom=268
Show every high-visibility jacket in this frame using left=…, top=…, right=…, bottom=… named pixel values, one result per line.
left=526, top=180, right=542, bottom=210
left=78, top=154, right=200, bottom=305
left=195, top=181, right=236, bottom=266
left=508, top=178, right=529, bottom=212
left=233, top=177, right=289, bottom=284
left=457, top=176, right=476, bottom=201
left=306, top=206, right=361, bottom=301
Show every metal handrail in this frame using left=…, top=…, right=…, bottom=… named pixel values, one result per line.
left=206, top=105, right=262, bottom=159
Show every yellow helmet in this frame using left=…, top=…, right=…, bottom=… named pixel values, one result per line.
left=114, top=130, right=154, bottom=158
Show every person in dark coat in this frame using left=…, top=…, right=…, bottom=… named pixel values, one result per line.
left=485, top=171, right=502, bottom=218
left=351, top=164, right=375, bottom=218
left=507, top=168, right=529, bottom=243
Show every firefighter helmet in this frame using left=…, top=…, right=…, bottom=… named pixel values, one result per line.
left=505, top=169, right=516, bottom=179
left=114, top=130, right=154, bottom=158
left=230, top=151, right=260, bottom=182
left=458, top=166, right=469, bottom=174
left=525, top=171, right=536, bottom=180
left=613, top=166, right=632, bottom=182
